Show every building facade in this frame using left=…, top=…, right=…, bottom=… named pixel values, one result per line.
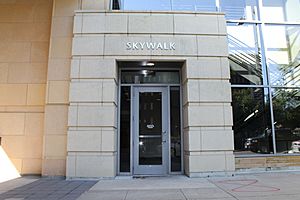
left=0, top=0, right=299, bottom=178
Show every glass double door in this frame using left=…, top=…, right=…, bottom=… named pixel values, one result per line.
left=133, top=87, right=169, bottom=175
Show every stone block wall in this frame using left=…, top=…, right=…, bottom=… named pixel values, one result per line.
left=67, top=10, right=234, bottom=178
left=0, top=0, right=53, bottom=175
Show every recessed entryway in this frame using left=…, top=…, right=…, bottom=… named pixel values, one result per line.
left=118, top=61, right=183, bottom=175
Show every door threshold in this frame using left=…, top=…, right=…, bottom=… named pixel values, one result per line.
left=133, top=174, right=173, bottom=178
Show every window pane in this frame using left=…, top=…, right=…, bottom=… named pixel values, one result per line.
left=272, top=88, right=300, bottom=154
left=227, top=23, right=267, bottom=85
left=172, top=0, right=196, bottom=11
left=120, top=86, right=131, bottom=172
left=264, top=25, right=300, bottom=87
left=220, top=0, right=258, bottom=20
left=112, top=0, right=120, bottom=9
left=121, top=70, right=180, bottom=84
left=232, top=88, right=273, bottom=154
left=262, top=0, right=300, bottom=22
left=123, top=0, right=171, bottom=10
left=123, top=0, right=216, bottom=11
left=195, top=0, right=216, bottom=11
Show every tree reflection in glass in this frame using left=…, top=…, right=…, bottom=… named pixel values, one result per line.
left=232, top=88, right=273, bottom=154
left=272, top=89, right=300, bottom=153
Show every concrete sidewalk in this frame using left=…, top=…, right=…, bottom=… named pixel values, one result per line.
left=79, top=172, right=300, bottom=200
left=1, top=172, right=300, bottom=200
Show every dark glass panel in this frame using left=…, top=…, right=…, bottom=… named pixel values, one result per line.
left=232, top=87, right=273, bottom=154
left=170, top=87, right=181, bottom=172
left=121, top=70, right=180, bottom=84
left=139, top=92, right=162, bottom=165
left=112, top=0, right=120, bottom=9
left=120, top=86, right=131, bottom=172
left=271, top=88, right=300, bottom=153
left=227, top=23, right=267, bottom=85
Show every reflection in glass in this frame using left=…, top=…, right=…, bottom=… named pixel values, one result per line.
left=264, top=25, right=300, bottom=87
left=123, top=0, right=216, bottom=11
left=172, top=0, right=196, bottom=11
left=120, top=86, right=131, bottom=172
left=172, top=0, right=216, bottom=11
left=227, top=23, right=266, bottom=85
left=139, top=92, right=162, bottom=165
left=272, top=89, right=300, bottom=153
left=262, top=0, right=300, bottom=22
left=194, top=0, right=216, bottom=11
left=232, top=88, right=273, bottom=154
left=220, top=0, right=258, bottom=20
left=123, top=0, right=171, bottom=10
left=170, top=87, right=181, bottom=172
left=121, top=70, right=180, bottom=84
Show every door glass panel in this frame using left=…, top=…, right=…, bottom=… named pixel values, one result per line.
left=139, top=92, right=162, bottom=165
left=170, top=87, right=181, bottom=171
left=120, top=86, right=131, bottom=172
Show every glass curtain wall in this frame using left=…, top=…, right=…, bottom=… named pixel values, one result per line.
left=228, top=0, right=300, bottom=155
left=113, top=1, right=300, bottom=155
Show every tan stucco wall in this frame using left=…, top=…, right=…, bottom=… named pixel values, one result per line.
left=0, top=0, right=53, bottom=175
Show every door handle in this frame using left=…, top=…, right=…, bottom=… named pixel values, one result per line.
left=162, top=140, right=167, bottom=144
left=162, top=131, right=167, bottom=135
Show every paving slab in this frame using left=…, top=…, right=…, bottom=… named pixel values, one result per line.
left=126, top=189, right=185, bottom=200
left=181, top=188, right=233, bottom=199
left=77, top=190, right=127, bottom=200
left=90, top=176, right=215, bottom=191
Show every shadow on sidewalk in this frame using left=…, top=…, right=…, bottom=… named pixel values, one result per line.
left=0, top=177, right=96, bottom=200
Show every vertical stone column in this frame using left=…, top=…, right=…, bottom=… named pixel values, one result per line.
left=42, top=0, right=81, bottom=176
left=182, top=58, right=235, bottom=176
left=66, top=58, right=118, bottom=178
left=182, top=16, right=235, bottom=177
left=43, top=0, right=116, bottom=177
left=66, top=12, right=118, bottom=178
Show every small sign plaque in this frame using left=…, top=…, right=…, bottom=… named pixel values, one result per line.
left=126, top=42, right=175, bottom=50
left=146, top=124, right=155, bottom=129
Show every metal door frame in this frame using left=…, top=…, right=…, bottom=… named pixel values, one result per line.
left=132, top=86, right=169, bottom=175
left=117, top=67, right=183, bottom=176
